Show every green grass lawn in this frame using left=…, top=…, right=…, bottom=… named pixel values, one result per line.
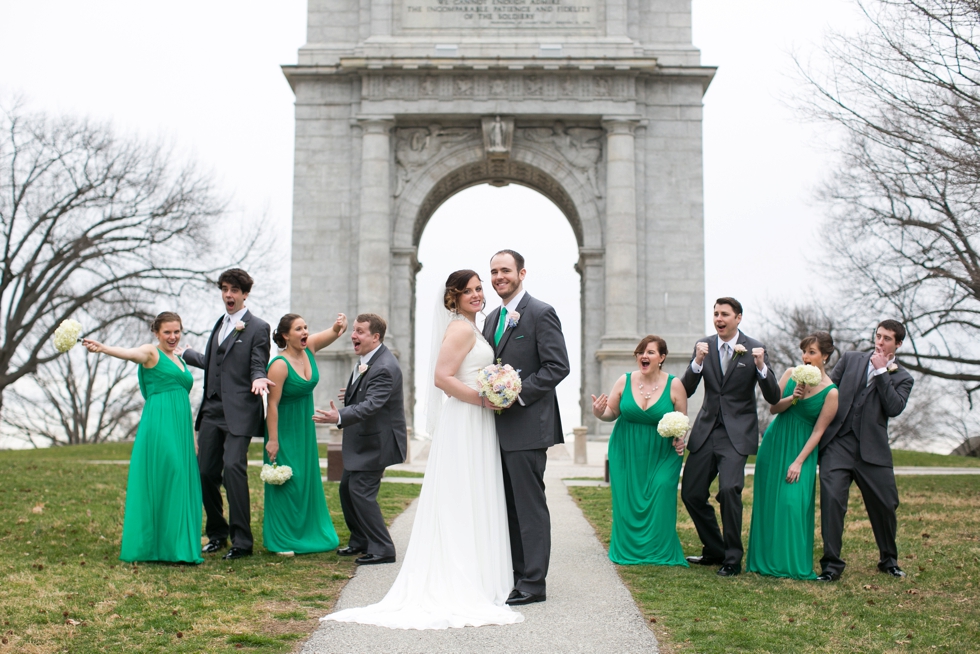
left=0, top=443, right=421, bottom=653
left=570, top=475, right=980, bottom=653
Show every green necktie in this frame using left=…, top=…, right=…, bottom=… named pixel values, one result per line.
left=494, top=307, right=508, bottom=346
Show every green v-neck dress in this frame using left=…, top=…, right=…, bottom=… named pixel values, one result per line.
left=747, top=379, right=835, bottom=580
left=262, top=349, right=339, bottom=554
left=120, top=350, right=203, bottom=564
left=607, top=373, right=688, bottom=566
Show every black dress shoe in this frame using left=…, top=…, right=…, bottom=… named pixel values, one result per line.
left=717, top=564, right=741, bottom=577
left=879, top=565, right=907, bottom=578
left=686, top=555, right=724, bottom=566
left=355, top=553, right=395, bottom=565
left=222, top=547, right=253, bottom=560
left=506, top=590, right=546, bottom=606
left=336, top=546, right=366, bottom=557
left=815, top=572, right=840, bottom=582
left=201, top=538, right=227, bottom=554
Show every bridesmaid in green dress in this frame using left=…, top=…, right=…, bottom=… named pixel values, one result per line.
left=592, top=335, right=689, bottom=566
left=747, top=332, right=839, bottom=580
left=83, top=312, right=203, bottom=564
left=263, top=312, right=348, bottom=554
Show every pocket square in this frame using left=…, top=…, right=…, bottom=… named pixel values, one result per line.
left=737, top=362, right=746, bottom=368
left=515, top=335, right=525, bottom=340
left=235, top=340, right=243, bottom=344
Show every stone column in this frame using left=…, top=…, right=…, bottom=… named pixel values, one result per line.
left=356, top=116, right=395, bottom=318
left=601, top=117, right=640, bottom=338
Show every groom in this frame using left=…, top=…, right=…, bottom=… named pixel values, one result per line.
left=680, top=297, right=781, bottom=577
left=816, top=319, right=913, bottom=581
left=183, top=268, right=272, bottom=560
left=483, top=249, right=569, bottom=605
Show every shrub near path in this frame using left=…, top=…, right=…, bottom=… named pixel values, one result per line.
left=570, top=475, right=980, bottom=653
left=0, top=443, right=420, bottom=653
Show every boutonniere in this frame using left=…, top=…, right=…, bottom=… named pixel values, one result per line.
left=732, top=344, right=747, bottom=359
left=506, top=311, right=521, bottom=329
left=886, top=364, right=898, bottom=373
left=234, top=320, right=246, bottom=332
left=358, top=363, right=369, bottom=375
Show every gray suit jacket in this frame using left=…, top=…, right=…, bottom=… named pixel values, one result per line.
left=681, top=332, right=781, bottom=456
left=820, top=350, right=914, bottom=467
left=482, top=293, right=570, bottom=452
left=339, top=343, right=408, bottom=471
left=183, top=310, right=271, bottom=436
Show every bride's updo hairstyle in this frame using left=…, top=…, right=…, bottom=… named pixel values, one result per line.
left=443, top=269, right=481, bottom=313
left=273, top=313, right=302, bottom=349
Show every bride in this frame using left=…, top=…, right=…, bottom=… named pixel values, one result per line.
left=321, top=270, right=523, bottom=629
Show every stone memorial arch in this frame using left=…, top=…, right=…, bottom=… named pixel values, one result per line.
left=283, top=0, right=714, bottom=435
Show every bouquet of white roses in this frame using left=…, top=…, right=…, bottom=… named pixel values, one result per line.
left=657, top=411, right=690, bottom=439
left=790, top=364, right=822, bottom=404
left=53, top=319, right=83, bottom=353
left=260, top=462, right=293, bottom=485
left=477, top=361, right=522, bottom=411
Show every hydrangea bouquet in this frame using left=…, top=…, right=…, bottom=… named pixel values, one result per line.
left=260, top=462, right=293, bottom=485
left=790, top=364, right=823, bottom=404
left=477, top=361, right=522, bottom=412
left=53, top=319, right=83, bottom=353
left=657, top=411, right=690, bottom=439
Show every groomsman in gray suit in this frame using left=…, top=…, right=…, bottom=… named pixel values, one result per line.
left=816, top=319, right=913, bottom=581
left=483, top=250, right=570, bottom=605
left=314, top=313, right=407, bottom=565
left=681, top=298, right=781, bottom=577
left=183, top=269, right=272, bottom=560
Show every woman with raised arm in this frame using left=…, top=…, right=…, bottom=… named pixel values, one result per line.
left=82, top=312, right=202, bottom=564
left=263, top=313, right=348, bottom=555
left=746, top=332, right=839, bottom=580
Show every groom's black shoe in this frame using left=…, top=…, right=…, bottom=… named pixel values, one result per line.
left=355, top=553, right=395, bottom=565
left=336, top=546, right=365, bottom=557
left=879, top=565, right=907, bottom=579
left=222, top=547, right=252, bottom=560
left=506, top=590, right=546, bottom=606
left=202, top=538, right=227, bottom=554
left=716, top=564, right=741, bottom=577
left=686, top=555, right=724, bottom=566
left=816, top=571, right=840, bottom=582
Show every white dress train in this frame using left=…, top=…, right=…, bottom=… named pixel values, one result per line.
left=321, top=328, right=523, bottom=629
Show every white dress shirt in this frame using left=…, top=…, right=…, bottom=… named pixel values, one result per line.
left=218, top=307, right=249, bottom=343
left=690, top=331, right=767, bottom=378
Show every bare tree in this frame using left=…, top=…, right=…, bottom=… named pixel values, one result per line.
left=798, top=0, right=980, bottom=396
left=0, top=98, right=244, bottom=417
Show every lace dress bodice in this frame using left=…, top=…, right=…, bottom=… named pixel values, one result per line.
left=452, top=317, right=494, bottom=391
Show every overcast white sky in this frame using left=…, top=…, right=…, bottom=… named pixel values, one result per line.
left=0, top=0, right=860, bottom=436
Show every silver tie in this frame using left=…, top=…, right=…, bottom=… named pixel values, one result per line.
left=720, top=343, right=732, bottom=375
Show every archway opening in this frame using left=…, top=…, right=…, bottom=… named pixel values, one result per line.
left=413, top=183, right=581, bottom=438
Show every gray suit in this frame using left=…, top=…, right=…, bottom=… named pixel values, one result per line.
left=337, top=343, right=407, bottom=557
left=680, top=332, right=781, bottom=566
left=482, top=293, right=569, bottom=595
left=184, top=310, right=271, bottom=550
left=818, top=351, right=913, bottom=577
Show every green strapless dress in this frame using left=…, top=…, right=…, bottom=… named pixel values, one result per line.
left=120, top=350, right=203, bottom=564
left=262, top=349, right=339, bottom=554
left=607, top=373, right=688, bottom=566
left=747, top=379, right=835, bottom=580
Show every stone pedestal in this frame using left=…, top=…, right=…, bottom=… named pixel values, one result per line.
left=573, top=426, right=588, bottom=465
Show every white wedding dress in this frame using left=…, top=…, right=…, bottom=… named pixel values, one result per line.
left=321, top=320, right=523, bottom=630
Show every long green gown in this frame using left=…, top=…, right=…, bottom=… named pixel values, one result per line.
left=607, top=373, right=688, bottom=566
left=747, top=379, right=835, bottom=580
left=120, top=350, right=203, bottom=564
left=262, top=349, right=339, bottom=554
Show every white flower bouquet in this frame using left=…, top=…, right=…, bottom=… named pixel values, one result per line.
left=790, top=364, right=823, bottom=404
left=53, top=319, right=83, bottom=353
left=260, top=462, right=293, bottom=485
left=657, top=411, right=690, bottom=439
left=477, top=361, right=522, bottom=411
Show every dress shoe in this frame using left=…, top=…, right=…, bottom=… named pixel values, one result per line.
left=879, top=565, right=907, bottom=578
left=815, top=572, right=840, bottom=582
left=201, top=538, right=227, bottom=554
left=336, top=546, right=365, bottom=557
left=686, top=555, right=724, bottom=566
left=716, top=564, right=741, bottom=577
left=355, top=553, right=395, bottom=565
left=506, top=590, right=546, bottom=606
left=222, top=547, right=253, bottom=560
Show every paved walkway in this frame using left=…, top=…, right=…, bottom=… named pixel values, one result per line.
left=300, top=445, right=659, bottom=654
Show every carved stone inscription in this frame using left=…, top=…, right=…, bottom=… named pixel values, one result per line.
left=400, top=0, right=598, bottom=30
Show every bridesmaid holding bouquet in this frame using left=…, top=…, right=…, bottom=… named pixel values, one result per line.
left=262, top=313, right=348, bottom=554
left=83, top=312, right=203, bottom=564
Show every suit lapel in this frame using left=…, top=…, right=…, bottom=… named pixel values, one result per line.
left=483, top=307, right=500, bottom=344
left=349, top=344, right=385, bottom=401
left=854, top=351, right=873, bottom=391
left=495, top=293, right=531, bottom=357
left=219, top=310, right=250, bottom=363
left=707, top=335, right=723, bottom=385
left=720, top=333, right=745, bottom=388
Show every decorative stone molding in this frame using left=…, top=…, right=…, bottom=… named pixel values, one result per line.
left=518, top=122, right=603, bottom=197
left=394, top=125, right=480, bottom=197
left=481, top=116, right=515, bottom=161
left=363, top=72, right=635, bottom=102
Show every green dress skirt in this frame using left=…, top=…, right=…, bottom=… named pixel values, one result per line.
left=262, top=349, right=339, bottom=554
left=120, top=350, right=203, bottom=564
left=607, top=373, right=688, bottom=566
left=747, top=379, right=835, bottom=580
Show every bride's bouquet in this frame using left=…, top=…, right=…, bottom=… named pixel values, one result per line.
left=657, top=411, right=690, bottom=439
left=260, top=462, right=293, bottom=485
left=477, top=361, right=522, bottom=412
left=53, top=319, right=83, bottom=353
left=790, top=364, right=822, bottom=404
